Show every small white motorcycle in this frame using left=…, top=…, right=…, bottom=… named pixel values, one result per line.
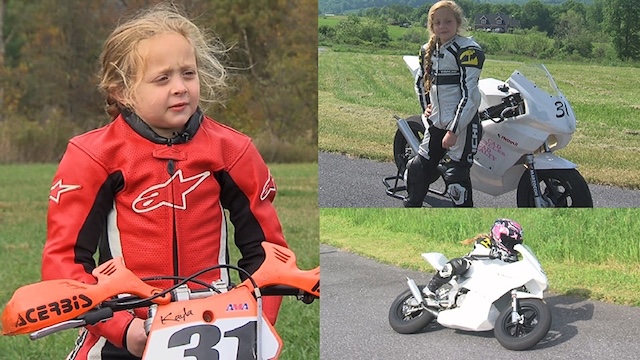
left=383, top=56, right=593, bottom=207
left=388, top=244, right=552, bottom=351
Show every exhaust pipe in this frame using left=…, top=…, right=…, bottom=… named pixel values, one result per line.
left=395, top=115, right=421, bottom=154
left=406, top=277, right=425, bottom=303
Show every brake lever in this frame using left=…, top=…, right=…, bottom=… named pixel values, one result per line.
left=29, top=319, right=87, bottom=340
left=298, top=292, right=317, bottom=304
left=28, top=307, right=114, bottom=340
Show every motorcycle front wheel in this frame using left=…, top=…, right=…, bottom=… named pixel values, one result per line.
left=494, top=298, right=552, bottom=351
left=516, top=169, right=593, bottom=207
left=388, top=286, right=435, bottom=334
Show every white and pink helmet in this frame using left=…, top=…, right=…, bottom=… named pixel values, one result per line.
left=490, top=219, right=524, bottom=254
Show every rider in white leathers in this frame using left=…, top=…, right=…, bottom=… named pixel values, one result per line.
left=425, top=219, right=524, bottom=297
left=404, top=1, right=485, bottom=207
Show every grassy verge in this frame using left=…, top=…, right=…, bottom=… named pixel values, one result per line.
left=319, top=50, right=640, bottom=189
left=320, top=208, right=640, bottom=306
left=0, top=163, right=319, bottom=359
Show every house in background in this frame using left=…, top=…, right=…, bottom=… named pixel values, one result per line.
left=474, top=13, right=520, bottom=33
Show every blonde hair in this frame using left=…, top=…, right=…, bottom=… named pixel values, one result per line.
left=423, top=0, right=465, bottom=90
left=98, top=3, right=228, bottom=119
left=460, top=233, right=489, bottom=245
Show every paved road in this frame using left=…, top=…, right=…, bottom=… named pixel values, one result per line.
left=318, top=152, right=640, bottom=208
left=320, top=244, right=640, bottom=360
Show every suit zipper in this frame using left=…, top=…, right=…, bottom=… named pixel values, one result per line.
left=167, top=157, right=179, bottom=285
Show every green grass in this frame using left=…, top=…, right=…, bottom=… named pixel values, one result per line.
left=320, top=208, right=640, bottom=306
left=319, top=50, right=640, bottom=189
left=0, top=163, right=319, bottom=359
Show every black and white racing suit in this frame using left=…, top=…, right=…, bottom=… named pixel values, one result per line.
left=404, top=34, right=485, bottom=207
left=426, top=236, right=517, bottom=294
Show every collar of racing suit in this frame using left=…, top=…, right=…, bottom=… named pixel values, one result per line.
left=437, top=34, right=460, bottom=50
left=120, top=107, right=203, bottom=145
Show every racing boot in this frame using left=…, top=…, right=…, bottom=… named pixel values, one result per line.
left=403, top=155, right=430, bottom=207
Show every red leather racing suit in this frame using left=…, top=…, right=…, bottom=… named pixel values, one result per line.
left=42, top=108, right=288, bottom=359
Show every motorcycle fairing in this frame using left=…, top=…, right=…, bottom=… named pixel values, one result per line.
left=429, top=245, right=548, bottom=331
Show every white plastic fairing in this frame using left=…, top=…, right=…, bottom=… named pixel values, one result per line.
left=421, top=252, right=448, bottom=271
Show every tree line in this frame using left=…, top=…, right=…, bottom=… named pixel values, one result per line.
left=0, top=0, right=318, bottom=163
left=320, top=0, right=640, bottom=62
left=319, top=0, right=594, bottom=16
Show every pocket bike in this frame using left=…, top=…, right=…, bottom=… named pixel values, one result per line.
left=388, top=244, right=551, bottom=350
left=383, top=56, right=593, bottom=207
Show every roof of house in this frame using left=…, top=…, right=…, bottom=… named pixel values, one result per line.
left=474, top=13, right=521, bottom=27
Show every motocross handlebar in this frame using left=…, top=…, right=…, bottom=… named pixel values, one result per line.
left=27, top=284, right=317, bottom=340
left=2, top=243, right=319, bottom=337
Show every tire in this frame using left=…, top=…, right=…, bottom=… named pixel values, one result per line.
left=388, top=286, right=436, bottom=334
left=494, top=298, right=552, bottom=351
left=516, top=168, right=593, bottom=207
left=393, top=115, right=424, bottom=173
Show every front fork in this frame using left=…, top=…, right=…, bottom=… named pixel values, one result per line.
left=510, top=289, right=523, bottom=324
left=524, top=154, right=547, bottom=208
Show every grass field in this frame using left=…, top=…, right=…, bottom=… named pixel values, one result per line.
left=319, top=50, right=640, bottom=189
left=0, top=163, right=319, bottom=359
left=320, top=208, right=640, bottom=306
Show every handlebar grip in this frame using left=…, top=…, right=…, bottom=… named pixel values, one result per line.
left=261, top=286, right=318, bottom=304
left=261, top=285, right=304, bottom=296
left=80, top=307, right=114, bottom=325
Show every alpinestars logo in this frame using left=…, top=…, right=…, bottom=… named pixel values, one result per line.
left=49, top=179, right=82, bottom=204
left=260, top=170, right=277, bottom=201
left=132, top=170, right=210, bottom=213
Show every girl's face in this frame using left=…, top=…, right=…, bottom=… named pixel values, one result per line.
left=132, top=32, right=200, bottom=138
left=431, top=7, right=459, bottom=44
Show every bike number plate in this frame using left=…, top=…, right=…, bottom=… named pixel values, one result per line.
left=143, top=289, right=281, bottom=360
left=144, top=316, right=280, bottom=360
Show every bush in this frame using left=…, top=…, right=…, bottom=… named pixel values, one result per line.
left=0, top=109, right=79, bottom=163
left=400, top=27, right=426, bottom=44
left=334, top=15, right=391, bottom=46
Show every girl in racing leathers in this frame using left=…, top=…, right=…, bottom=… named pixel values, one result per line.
left=404, top=0, right=485, bottom=207
left=425, top=219, right=524, bottom=297
left=41, top=4, right=288, bottom=359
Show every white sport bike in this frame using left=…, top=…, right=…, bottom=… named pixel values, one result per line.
left=383, top=56, right=593, bottom=207
left=388, top=244, right=552, bottom=351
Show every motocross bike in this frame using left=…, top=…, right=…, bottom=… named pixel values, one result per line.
left=383, top=56, right=593, bottom=207
left=388, top=243, right=551, bottom=351
left=1, top=242, right=319, bottom=360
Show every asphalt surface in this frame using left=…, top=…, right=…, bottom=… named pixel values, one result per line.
left=320, top=244, right=640, bottom=360
left=318, top=151, right=640, bottom=208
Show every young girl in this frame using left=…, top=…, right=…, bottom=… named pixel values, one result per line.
left=404, top=0, right=485, bottom=207
left=425, top=219, right=524, bottom=298
left=41, top=4, right=288, bottom=359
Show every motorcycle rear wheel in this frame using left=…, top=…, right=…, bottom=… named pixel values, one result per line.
left=392, top=115, right=424, bottom=173
left=494, top=298, right=551, bottom=351
left=388, top=286, right=435, bottom=334
left=516, top=168, right=593, bottom=207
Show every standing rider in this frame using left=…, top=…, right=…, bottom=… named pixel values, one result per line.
left=404, top=0, right=485, bottom=207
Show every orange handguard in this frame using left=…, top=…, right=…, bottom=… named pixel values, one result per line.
left=238, top=242, right=320, bottom=298
left=1, top=257, right=170, bottom=336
